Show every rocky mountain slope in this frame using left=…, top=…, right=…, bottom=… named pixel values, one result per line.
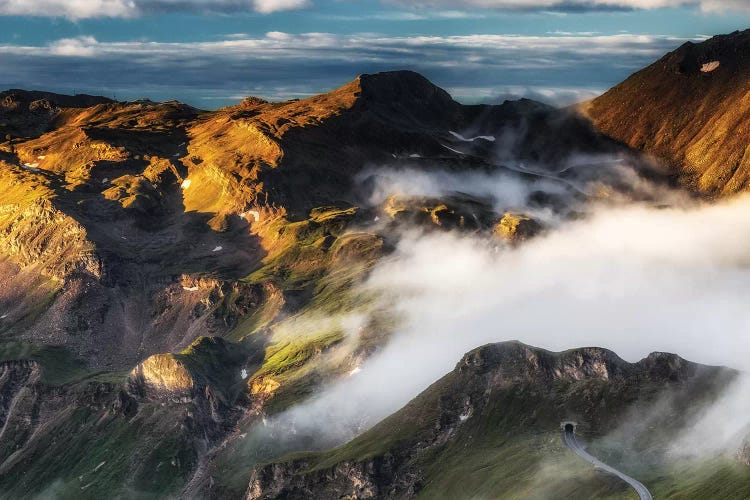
left=0, top=69, right=646, bottom=377
left=246, top=342, right=742, bottom=500
left=584, top=29, right=750, bottom=195
left=0, top=70, right=652, bottom=498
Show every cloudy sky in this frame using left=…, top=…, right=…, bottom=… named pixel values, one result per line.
left=1, top=0, right=749, bottom=107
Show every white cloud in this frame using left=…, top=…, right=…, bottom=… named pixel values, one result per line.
left=386, top=0, right=750, bottom=13
left=49, top=36, right=100, bottom=57
left=0, top=30, right=685, bottom=70
left=0, top=0, right=135, bottom=18
left=253, top=0, right=309, bottom=13
left=1, top=32, right=682, bottom=60
left=0, top=0, right=308, bottom=18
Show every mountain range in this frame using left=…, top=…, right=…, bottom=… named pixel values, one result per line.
left=1, top=29, right=750, bottom=499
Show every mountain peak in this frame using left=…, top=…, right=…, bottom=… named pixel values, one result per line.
left=662, top=29, right=750, bottom=76
left=344, top=70, right=463, bottom=129
left=356, top=70, right=455, bottom=105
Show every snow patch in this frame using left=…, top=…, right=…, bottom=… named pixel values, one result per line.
left=93, top=461, right=106, bottom=472
left=37, top=155, right=46, bottom=160
left=349, top=366, right=361, bottom=376
left=409, top=153, right=422, bottom=158
left=181, top=179, right=192, bottom=189
left=701, top=61, right=720, bottom=73
left=182, top=286, right=200, bottom=292
left=22, top=163, right=40, bottom=171
left=0, top=314, right=7, bottom=319
left=212, top=246, right=223, bottom=252
left=449, top=131, right=496, bottom=142
left=241, top=368, right=248, bottom=380
left=102, top=178, right=109, bottom=184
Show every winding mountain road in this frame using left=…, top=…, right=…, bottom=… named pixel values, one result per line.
left=562, top=424, right=652, bottom=500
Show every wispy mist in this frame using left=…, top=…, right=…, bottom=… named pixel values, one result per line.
left=264, top=162, right=750, bottom=460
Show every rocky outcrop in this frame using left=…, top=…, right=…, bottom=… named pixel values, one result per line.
left=494, top=212, right=542, bottom=242
left=247, top=456, right=420, bottom=500
left=129, top=354, right=195, bottom=400
left=383, top=194, right=498, bottom=231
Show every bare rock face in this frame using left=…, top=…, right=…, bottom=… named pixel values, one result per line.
left=0, top=198, right=102, bottom=282
left=129, top=354, right=195, bottom=400
left=247, top=456, right=419, bottom=500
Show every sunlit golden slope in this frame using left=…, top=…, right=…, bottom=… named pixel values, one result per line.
left=584, top=29, right=750, bottom=195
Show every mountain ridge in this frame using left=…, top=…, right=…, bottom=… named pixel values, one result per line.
left=245, top=341, right=737, bottom=500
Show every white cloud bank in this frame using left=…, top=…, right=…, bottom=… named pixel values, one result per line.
left=0, top=0, right=309, bottom=18
left=9, top=32, right=683, bottom=60
left=266, top=166, right=750, bottom=457
left=387, top=0, right=750, bottom=13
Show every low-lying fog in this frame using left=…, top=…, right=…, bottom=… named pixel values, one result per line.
left=262, top=154, right=750, bottom=460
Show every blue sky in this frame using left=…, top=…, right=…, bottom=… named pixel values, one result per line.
left=1, top=0, right=749, bottom=108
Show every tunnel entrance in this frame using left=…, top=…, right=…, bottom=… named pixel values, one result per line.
left=560, top=421, right=578, bottom=432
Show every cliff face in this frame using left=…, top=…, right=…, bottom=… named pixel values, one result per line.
left=246, top=342, right=734, bottom=500
left=584, top=30, right=750, bottom=195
